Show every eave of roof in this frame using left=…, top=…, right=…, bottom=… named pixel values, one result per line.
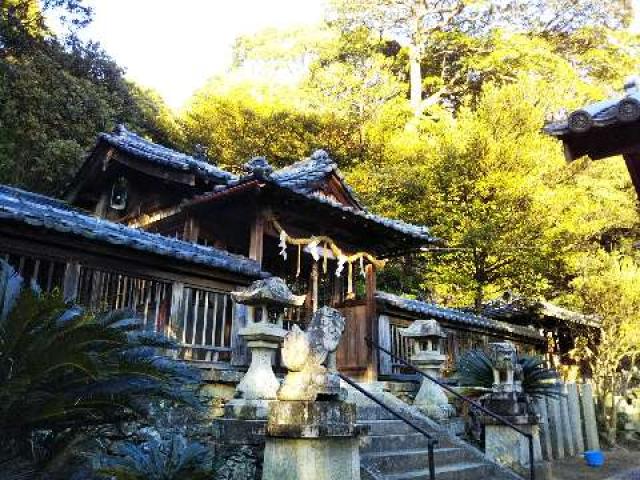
left=99, top=125, right=236, bottom=183
left=544, top=81, right=640, bottom=139
left=0, top=184, right=268, bottom=279
left=482, top=297, right=600, bottom=328
left=376, top=291, right=544, bottom=342
left=184, top=179, right=437, bottom=248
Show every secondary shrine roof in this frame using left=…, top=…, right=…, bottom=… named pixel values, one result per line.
left=99, top=125, right=236, bottom=183
left=482, top=296, right=600, bottom=328
left=190, top=152, right=436, bottom=250
left=0, top=184, right=267, bottom=279
left=376, top=291, right=544, bottom=342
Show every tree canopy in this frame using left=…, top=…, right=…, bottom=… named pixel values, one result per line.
left=0, top=0, right=177, bottom=194
left=1, top=0, right=639, bottom=313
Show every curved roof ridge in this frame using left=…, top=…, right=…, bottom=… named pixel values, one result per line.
left=100, top=125, right=237, bottom=183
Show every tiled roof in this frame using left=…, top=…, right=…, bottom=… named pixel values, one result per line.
left=205, top=152, right=435, bottom=243
left=100, top=125, right=236, bottom=183
left=376, top=291, right=544, bottom=341
left=271, top=150, right=336, bottom=193
left=299, top=190, right=435, bottom=242
left=96, top=130, right=434, bottom=244
left=482, top=296, right=600, bottom=328
left=544, top=80, right=640, bottom=136
left=0, top=184, right=267, bottom=279
left=270, top=150, right=363, bottom=207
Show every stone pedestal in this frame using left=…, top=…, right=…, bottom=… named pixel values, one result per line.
left=483, top=416, right=548, bottom=478
left=235, top=322, right=286, bottom=402
left=262, top=401, right=361, bottom=480
left=412, top=352, right=453, bottom=420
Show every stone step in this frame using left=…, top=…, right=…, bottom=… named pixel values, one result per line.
left=384, top=461, right=492, bottom=480
left=357, top=405, right=403, bottom=421
left=362, top=447, right=478, bottom=474
left=359, top=419, right=417, bottom=436
left=360, top=432, right=455, bottom=454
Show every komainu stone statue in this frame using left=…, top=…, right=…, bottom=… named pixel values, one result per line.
left=277, top=306, right=346, bottom=401
left=487, top=341, right=522, bottom=394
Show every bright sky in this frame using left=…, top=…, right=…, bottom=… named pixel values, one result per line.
left=68, top=0, right=326, bottom=110
left=56, top=0, right=640, bottom=111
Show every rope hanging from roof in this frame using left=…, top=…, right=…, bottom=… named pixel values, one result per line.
left=268, top=216, right=386, bottom=295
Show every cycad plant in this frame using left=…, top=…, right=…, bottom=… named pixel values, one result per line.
left=98, top=434, right=212, bottom=480
left=0, top=260, right=201, bottom=473
left=455, top=348, right=562, bottom=400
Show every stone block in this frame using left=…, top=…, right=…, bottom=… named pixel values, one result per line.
left=484, top=423, right=542, bottom=476
left=547, top=396, right=565, bottom=459
left=212, top=417, right=267, bottom=446
left=580, top=383, right=600, bottom=451
left=267, top=400, right=357, bottom=438
left=263, top=400, right=361, bottom=480
left=566, top=383, right=585, bottom=453
left=560, top=389, right=575, bottom=456
left=262, top=436, right=360, bottom=480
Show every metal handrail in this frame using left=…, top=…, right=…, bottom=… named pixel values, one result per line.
left=366, top=337, right=535, bottom=480
left=337, top=372, right=437, bottom=480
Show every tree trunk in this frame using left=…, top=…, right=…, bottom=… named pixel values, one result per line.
left=409, top=43, right=422, bottom=116
left=474, top=282, right=484, bottom=311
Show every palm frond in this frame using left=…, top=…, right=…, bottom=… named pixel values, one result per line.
left=454, top=348, right=562, bottom=400
left=0, top=261, right=202, bottom=472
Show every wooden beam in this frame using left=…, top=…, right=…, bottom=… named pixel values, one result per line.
left=249, top=209, right=265, bottom=265
left=182, top=216, right=200, bottom=243
left=623, top=151, right=640, bottom=199
left=364, top=263, right=378, bottom=382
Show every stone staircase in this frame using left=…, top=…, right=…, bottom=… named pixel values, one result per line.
left=352, top=390, right=522, bottom=480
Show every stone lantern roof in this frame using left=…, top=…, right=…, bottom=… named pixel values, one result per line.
left=400, top=319, right=447, bottom=339
left=231, top=276, right=306, bottom=307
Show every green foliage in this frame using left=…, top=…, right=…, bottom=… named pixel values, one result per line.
left=0, top=0, right=177, bottom=195
left=0, top=260, right=201, bottom=471
left=179, top=7, right=640, bottom=308
left=455, top=349, right=562, bottom=399
left=98, top=434, right=213, bottom=480
left=567, top=250, right=640, bottom=442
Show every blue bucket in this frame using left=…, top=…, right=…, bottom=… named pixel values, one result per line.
left=584, top=450, right=605, bottom=467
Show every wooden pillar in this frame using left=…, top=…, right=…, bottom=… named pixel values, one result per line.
left=62, top=261, right=81, bottom=303
left=311, top=262, right=319, bottom=312
left=364, top=264, right=378, bottom=382
left=624, top=151, right=640, bottom=196
left=249, top=209, right=265, bottom=266
left=182, top=216, right=200, bottom=243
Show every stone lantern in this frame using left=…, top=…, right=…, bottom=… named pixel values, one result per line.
left=400, top=319, right=453, bottom=420
left=480, top=341, right=547, bottom=478
left=230, top=277, right=305, bottom=405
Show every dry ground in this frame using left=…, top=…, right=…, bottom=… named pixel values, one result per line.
left=551, top=448, right=640, bottom=480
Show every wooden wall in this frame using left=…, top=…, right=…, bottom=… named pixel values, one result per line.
left=336, top=303, right=370, bottom=379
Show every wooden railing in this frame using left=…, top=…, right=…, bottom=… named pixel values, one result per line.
left=1, top=249, right=238, bottom=365
left=389, top=322, right=414, bottom=374
left=378, top=314, right=416, bottom=376
left=178, top=286, right=234, bottom=362
left=1, top=251, right=66, bottom=293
